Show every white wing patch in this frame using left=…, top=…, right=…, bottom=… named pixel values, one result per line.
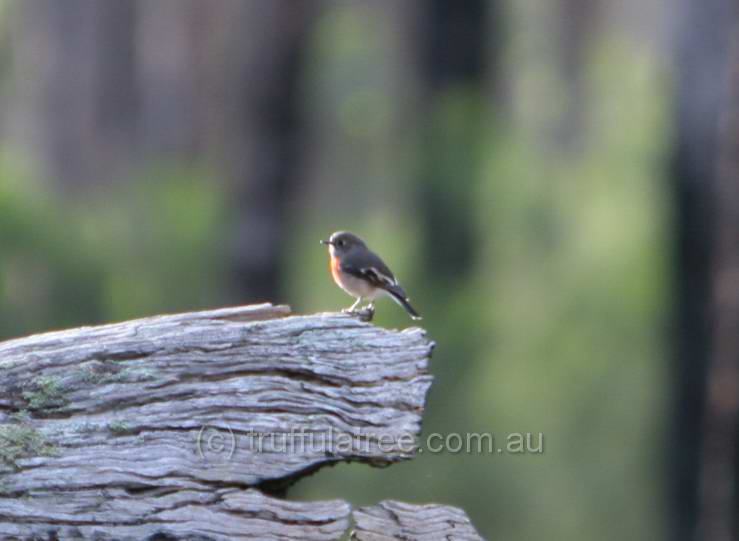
left=365, top=267, right=397, bottom=287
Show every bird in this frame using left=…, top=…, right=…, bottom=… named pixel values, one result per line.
left=320, top=231, right=421, bottom=320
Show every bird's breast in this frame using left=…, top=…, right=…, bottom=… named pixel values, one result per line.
left=329, top=256, right=377, bottom=298
left=330, top=255, right=342, bottom=283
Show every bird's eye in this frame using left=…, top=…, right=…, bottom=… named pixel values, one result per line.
left=337, top=240, right=344, bottom=247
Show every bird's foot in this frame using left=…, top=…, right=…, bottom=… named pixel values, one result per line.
left=342, top=304, right=375, bottom=322
left=355, top=304, right=375, bottom=321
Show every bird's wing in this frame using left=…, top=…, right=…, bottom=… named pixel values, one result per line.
left=339, top=249, right=399, bottom=290
left=340, top=249, right=417, bottom=315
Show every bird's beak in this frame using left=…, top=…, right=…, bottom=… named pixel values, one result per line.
left=320, top=239, right=333, bottom=246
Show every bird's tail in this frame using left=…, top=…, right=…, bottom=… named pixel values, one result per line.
left=385, top=285, right=422, bottom=320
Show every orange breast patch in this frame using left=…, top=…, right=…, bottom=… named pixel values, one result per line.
left=330, top=256, right=342, bottom=283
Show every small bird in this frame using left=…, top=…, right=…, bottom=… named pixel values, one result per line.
left=321, top=231, right=421, bottom=320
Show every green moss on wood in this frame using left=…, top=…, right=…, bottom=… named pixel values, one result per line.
left=77, top=366, right=157, bottom=386
left=9, top=410, right=31, bottom=423
left=70, top=421, right=99, bottom=434
left=0, top=423, right=58, bottom=470
left=108, top=420, right=132, bottom=434
left=22, top=375, right=67, bottom=411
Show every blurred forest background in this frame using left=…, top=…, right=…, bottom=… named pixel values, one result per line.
left=0, top=1, right=737, bottom=540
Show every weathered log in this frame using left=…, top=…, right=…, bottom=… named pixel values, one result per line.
left=351, top=500, right=484, bottom=541
left=0, top=489, right=351, bottom=540
left=0, top=304, right=434, bottom=539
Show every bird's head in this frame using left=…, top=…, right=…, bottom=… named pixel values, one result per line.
left=320, top=231, right=366, bottom=256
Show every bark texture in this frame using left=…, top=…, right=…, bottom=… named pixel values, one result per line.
left=0, top=488, right=351, bottom=540
left=0, top=303, right=437, bottom=540
left=352, top=500, right=484, bottom=540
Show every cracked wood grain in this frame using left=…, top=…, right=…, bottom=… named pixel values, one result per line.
left=351, top=500, right=484, bottom=541
left=0, top=488, right=351, bottom=540
left=0, top=303, right=434, bottom=540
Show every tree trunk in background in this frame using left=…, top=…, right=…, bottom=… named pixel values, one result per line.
left=555, top=0, right=601, bottom=152
left=415, top=0, right=491, bottom=285
left=697, top=33, right=739, bottom=541
left=216, top=1, right=315, bottom=304
left=8, top=0, right=316, bottom=303
left=12, top=0, right=221, bottom=185
left=135, top=0, right=208, bottom=160
left=671, top=1, right=735, bottom=540
left=12, top=0, right=139, bottom=190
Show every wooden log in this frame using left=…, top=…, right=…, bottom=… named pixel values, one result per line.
left=0, top=489, right=350, bottom=540
left=0, top=304, right=434, bottom=540
left=351, top=500, right=484, bottom=541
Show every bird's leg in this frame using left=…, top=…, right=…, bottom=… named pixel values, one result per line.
left=343, top=298, right=362, bottom=313
left=350, top=301, right=374, bottom=322
left=355, top=302, right=375, bottom=322
left=342, top=298, right=374, bottom=321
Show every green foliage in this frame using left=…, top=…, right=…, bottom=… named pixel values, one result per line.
left=0, top=159, right=228, bottom=339
left=85, top=165, right=228, bottom=321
